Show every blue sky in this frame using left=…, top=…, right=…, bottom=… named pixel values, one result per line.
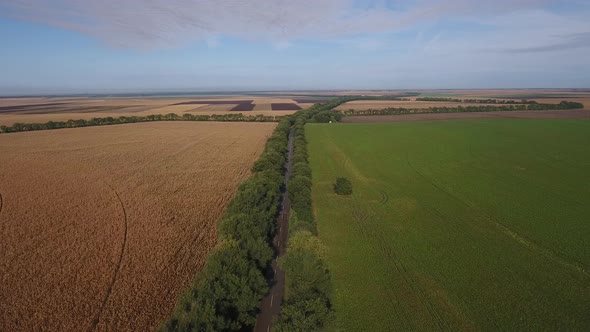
left=0, top=0, right=589, bottom=94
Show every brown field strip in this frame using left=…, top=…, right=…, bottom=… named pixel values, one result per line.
left=341, top=109, right=590, bottom=123
left=271, top=103, right=302, bottom=111
left=173, top=100, right=254, bottom=105
left=230, top=103, right=256, bottom=111
left=335, top=100, right=500, bottom=111
left=0, top=121, right=276, bottom=331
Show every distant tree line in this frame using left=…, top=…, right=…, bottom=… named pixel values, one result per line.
left=161, top=116, right=293, bottom=331
left=416, top=97, right=585, bottom=108
left=342, top=101, right=585, bottom=117
left=0, top=113, right=281, bottom=134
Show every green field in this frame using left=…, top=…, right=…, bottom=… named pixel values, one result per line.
left=307, top=119, right=590, bottom=331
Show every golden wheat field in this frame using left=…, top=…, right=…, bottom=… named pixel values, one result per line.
left=0, top=121, right=276, bottom=331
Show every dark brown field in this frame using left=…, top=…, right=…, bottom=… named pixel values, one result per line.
left=230, top=103, right=256, bottom=111
left=271, top=103, right=302, bottom=111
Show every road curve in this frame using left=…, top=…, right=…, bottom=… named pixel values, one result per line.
left=254, top=127, right=294, bottom=332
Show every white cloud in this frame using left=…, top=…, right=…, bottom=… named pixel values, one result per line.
left=0, top=0, right=563, bottom=48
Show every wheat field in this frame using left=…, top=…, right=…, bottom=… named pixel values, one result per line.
left=0, top=121, right=276, bottom=331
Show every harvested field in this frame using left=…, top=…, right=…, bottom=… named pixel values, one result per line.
left=0, top=121, right=276, bottom=331
left=296, top=103, right=316, bottom=109
left=253, top=103, right=273, bottom=111
left=230, top=103, right=256, bottom=112
left=291, top=98, right=332, bottom=103
left=342, top=109, right=590, bottom=123
left=335, top=100, right=500, bottom=111
left=173, top=100, right=254, bottom=105
left=271, top=103, right=302, bottom=111
left=149, top=104, right=209, bottom=114
left=0, top=102, right=68, bottom=112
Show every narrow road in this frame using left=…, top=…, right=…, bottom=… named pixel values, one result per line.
left=254, top=127, right=295, bottom=332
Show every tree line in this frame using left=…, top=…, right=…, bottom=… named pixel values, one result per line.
left=0, top=113, right=280, bottom=134
left=161, top=116, right=293, bottom=331
left=160, top=98, right=352, bottom=331
left=416, top=97, right=585, bottom=108
left=342, top=101, right=585, bottom=117
left=274, top=99, right=353, bottom=331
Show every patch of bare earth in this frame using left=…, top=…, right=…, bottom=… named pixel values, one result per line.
left=0, top=121, right=276, bottom=331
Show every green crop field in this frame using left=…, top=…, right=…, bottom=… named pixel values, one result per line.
left=307, top=119, right=590, bottom=331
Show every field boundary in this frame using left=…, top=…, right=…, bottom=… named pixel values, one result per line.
left=341, top=109, right=590, bottom=123
left=273, top=99, right=357, bottom=330
left=254, top=126, right=295, bottom=331
left=89, top=184, right=129, bottom=331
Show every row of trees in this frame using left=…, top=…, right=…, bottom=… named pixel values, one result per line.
left=342, top=101, right=585, bottom=116
left=0, top=113, right=280, bottom=134
left=275, top=100, right=353, bottom=331
left=416, top=97, right=585, bottom=108
left=161, top=116, right=294, bottom=331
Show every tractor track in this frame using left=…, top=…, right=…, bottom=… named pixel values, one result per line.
left=351, top=197, right=449, bottom=331
left=405, top=151, right=590, bottom=279
left=89, top=184, right=128, bottom=332
left=379, top=190, right=389, bottom=205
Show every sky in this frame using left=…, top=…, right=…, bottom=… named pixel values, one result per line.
left=0, top=0, right=589, bottom=94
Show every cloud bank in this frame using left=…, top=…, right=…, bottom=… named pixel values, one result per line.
left=0, top=0, right=562, bottom=48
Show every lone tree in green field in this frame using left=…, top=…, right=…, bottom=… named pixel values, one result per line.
left=333, top=177, right=353, bottom=195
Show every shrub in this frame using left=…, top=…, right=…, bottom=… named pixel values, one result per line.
left=333, top=177, right=353, bottom=195
left=275, top=296, right=332, bottom=332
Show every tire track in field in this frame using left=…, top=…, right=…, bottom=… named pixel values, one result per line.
left=89, top=184, right=129, bottom=332
left=0, top=192, right=3, bottom=218
left=351, top=198, right=448, bottom=331
left=362, top=199, right=450, bottom=331
left=379, top=190, right=389, bottom=205
left=350, top=201, right=402, bottom=331
left=405, top=152, right=590, bottom=279
left=467, top=143, right=585, bottom=206
left=338, top=143, right=444, bottom=329
left=333, top=139, right=445, bottom=329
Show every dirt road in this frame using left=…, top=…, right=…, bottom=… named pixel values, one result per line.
left=341, top=109, right=590, bottom=123
left=254, top=127, right=295, bottom=332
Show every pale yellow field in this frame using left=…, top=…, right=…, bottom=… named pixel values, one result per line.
left=0, top=121, right=276, bottom=332
left=253, top=103, right=272, bottom=111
